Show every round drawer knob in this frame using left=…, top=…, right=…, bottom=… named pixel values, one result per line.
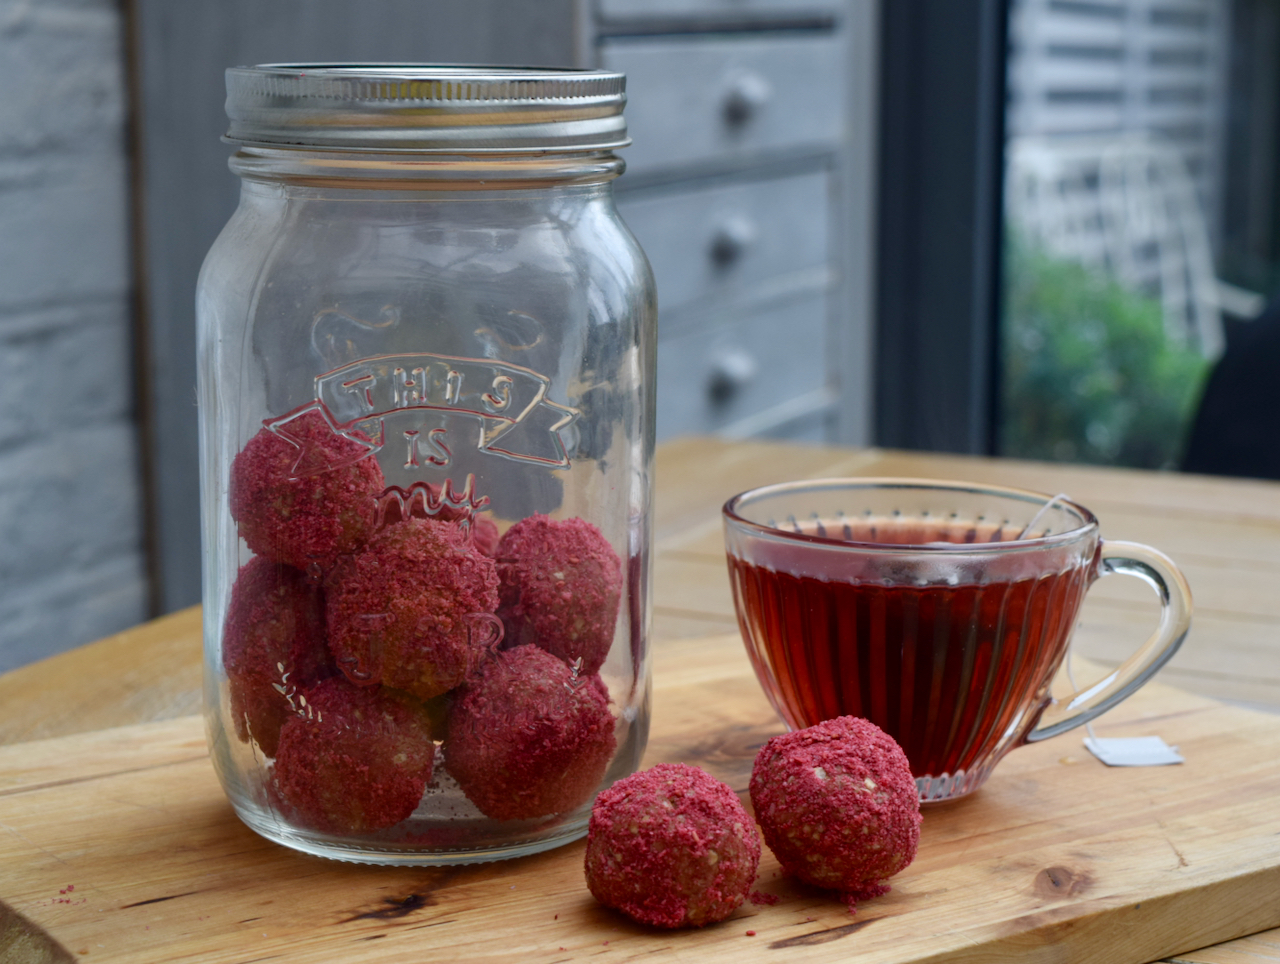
left=707, top=346, right=759, bottom=404
left=709, top=215, right=757, bottom=267
left=722, top=73, right=772, bottom=127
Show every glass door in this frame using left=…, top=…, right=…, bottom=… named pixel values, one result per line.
left=999, top=0, right=1279, bottom=472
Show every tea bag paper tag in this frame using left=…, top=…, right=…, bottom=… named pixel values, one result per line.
left=1083, top=736, right=1183, bottom=767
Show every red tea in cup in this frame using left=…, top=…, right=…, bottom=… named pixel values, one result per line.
left=723, top=480, right=1191, bottom=802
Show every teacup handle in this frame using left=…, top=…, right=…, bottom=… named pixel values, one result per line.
left=1026, top=540, right=1192, bottom=743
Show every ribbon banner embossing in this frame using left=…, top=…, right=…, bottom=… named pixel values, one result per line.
left=266, top=353, right=579, bottom=473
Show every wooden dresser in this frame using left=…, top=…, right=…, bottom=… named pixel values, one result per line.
left=589, top=0, right=868, bottom=443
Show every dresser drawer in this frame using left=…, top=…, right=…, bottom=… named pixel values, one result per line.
left=599, top=0, right=842, bottom=18
left=617, top=168, right=829, bottom=313
left=656, top=293, right=828, bottom=439
left=604, top=32, right=845, bottom=175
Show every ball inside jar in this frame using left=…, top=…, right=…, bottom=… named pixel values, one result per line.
left=271, top=677, right=437, bottom=835
left=495, top=514, right=622, bottom=675
left=445, top=645, right=616, bottom=821
left=229, top=410, right=384, bottom=573
left=325, top=516, right=501, bottom=700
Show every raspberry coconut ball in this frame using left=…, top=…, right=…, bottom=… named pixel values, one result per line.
left=585, top=763, right=761, bottom=929
left=495, top=514, right=623, bottom=675
left=445, top=645, right=616, bottom=821
left=326, top=517, right=501, bottom=701
left=229, top=410, right=384, bottom=573
left=750, top=716, right=921, bottom=907
left=272, top=678, right=436, bottom=835
left=222, top=557, right=334, bottom=757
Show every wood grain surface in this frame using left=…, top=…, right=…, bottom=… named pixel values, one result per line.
left=3, top=437, right=1280, bottom=964
left=2, top=633, right=1280, bottom=964
left=0, top=608, right=202, bottom=746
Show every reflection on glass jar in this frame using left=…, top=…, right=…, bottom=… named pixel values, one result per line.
left=197, top=65, right=656, bottom=865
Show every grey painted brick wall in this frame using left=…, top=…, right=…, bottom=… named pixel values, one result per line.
left=0, top=0, right=148, bottom=672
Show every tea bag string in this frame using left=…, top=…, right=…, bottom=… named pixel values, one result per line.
left=1017, top=492, right=1070, bottom=541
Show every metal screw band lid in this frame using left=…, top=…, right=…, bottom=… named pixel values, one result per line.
left=225, top=64, right=629, bottom=153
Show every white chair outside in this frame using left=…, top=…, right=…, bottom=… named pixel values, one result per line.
left=1006, top=132, right=1264, bottom=360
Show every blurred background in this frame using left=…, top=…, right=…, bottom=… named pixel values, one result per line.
left=1, top=0, right=1276, bottom=671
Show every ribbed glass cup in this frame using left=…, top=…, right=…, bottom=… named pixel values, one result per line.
left=723, top=479, right=1191, bottom=803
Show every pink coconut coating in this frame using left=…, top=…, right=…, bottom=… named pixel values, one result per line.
left=222, top=557, right=333, bottom=757
left=229, top=409, right=384, bottom=572
left=585, top=763, right=761, bottom=929
left=750, top=716, right=921, bottom=904
left=272, top=678, right=436, bottom=834
left=326, top=517, right=501, bottom=701
left=496, top=515, right=622, bottom=675
left=445, top=645, right=616, bottom=821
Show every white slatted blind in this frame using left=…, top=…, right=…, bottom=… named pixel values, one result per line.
left=1007, top=0, right=1231, bottom=239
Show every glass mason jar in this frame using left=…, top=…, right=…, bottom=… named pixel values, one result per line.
left=196, top=65, right=656, bottom=865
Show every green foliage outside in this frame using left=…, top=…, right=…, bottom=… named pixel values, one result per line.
left=1000, top=239, right=1211, bottom=470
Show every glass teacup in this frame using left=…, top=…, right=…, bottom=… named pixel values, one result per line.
left=723, top=478, right=1192, bottom=802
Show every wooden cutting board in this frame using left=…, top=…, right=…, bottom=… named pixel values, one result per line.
left=2, top=634, right=1279, bottom=964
